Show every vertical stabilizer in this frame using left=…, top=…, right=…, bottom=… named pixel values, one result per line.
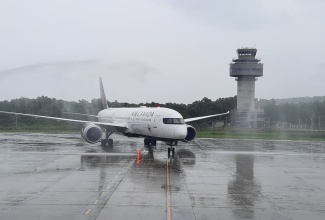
left=99, top=77, right=109, bottom=109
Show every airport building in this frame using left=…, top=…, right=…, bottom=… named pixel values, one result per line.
left=229, top=47, right=265, bottom=128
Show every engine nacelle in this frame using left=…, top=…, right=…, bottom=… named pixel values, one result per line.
left=184, top=125, right=196, bottom=142
left=81, top=124, right=102, bottom=144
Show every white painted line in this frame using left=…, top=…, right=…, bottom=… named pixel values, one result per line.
left=93, top=199, right=99, bottom=205
left=84, top=209, right=92, bottom=215
left=100, top=192, right=107, bottom=197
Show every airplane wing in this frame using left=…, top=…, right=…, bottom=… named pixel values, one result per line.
left=0, top=111, right=126, bottom=129
left=184, top=111, right=229, bottom=123
left=62, top=112, right=98, bottom=118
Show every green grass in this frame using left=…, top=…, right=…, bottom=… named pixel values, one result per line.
left=1, top=125, right=325, bottom=141
left=197, top=129, right=325, bottom=141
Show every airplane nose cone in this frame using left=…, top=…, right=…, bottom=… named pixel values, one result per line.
left=174, top=125, right=187, bottom=139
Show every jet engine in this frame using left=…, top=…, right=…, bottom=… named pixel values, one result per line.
left=81, top=123, right=102, bottom=144
left=184, top=125, right=196, bottom=142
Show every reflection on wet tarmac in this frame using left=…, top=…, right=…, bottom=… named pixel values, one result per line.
left=177, top=149, right=196, bottom=166
left=80, top=151, right=131, bottom=168
left=78, top=148, right=194, bottom=198
left=228, top=154, right=261, bottom=219
left=1, top=133, right=325, bottom=220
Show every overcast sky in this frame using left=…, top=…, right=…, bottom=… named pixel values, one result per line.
left=1, top=0, right=324, bottom=104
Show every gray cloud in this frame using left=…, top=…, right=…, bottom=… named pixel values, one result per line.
left=0, top=0, right=324, bottom=104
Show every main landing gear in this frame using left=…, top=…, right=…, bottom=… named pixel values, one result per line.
left=101, top=130, right=114, bottom=149
left=167, top=141, right=178, bottom=158
left=144, top=138, right=157, bottom=155
left=144, top=138, right=157, bottom=147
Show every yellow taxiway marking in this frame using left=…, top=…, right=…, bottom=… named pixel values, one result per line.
left=166, top=159, right=171, bottom=220
left=84, top=209, right=92, bottom=215
left=93, top=199, right=99, bottom=205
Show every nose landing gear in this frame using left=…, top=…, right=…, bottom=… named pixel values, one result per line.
left=167, top=141, right=178, bottom=158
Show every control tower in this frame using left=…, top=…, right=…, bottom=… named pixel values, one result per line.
left=230, top=48, right=265, bottom=127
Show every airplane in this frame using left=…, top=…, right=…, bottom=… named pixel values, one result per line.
left=0, top=78, right=229, bottom=158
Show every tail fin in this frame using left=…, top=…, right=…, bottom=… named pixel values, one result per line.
left=99, top=77, right=109, bottom=109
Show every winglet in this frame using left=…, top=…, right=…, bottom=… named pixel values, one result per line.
left=99, top=77, right=108, bottom=109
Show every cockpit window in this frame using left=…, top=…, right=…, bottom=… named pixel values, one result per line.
left=163, top=118, right=185, bottom=124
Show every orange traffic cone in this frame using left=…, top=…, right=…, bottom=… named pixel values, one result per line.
left=136, top=148, right=141, bottom=164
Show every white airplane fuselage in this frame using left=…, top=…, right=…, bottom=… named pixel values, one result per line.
left=97, top=107, right=188, bottom=141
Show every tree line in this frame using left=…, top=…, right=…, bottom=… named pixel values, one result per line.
left=0, top=96, right=325, bottom=129
left=273, top=96, right=325, bottom=105
left=258, top=99, right=325, bottom=129
left=0, top=96, right=234, bottom=128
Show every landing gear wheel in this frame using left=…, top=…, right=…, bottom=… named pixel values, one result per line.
left=167, top=141, right=177, bottom=158
left=108, top=139, right=113, bottom=148
left=144, top=138, right=157, bottom=147
left=101, top=139, right=107, bottom=147
left=101, top=130, right=114, bottom=150
left=144, top=138, right=149, bottom=146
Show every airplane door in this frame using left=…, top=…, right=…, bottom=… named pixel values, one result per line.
left=153, top=115, right=160, bottom=129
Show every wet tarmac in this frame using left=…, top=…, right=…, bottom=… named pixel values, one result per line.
left=0, top=132, right=325, bottom=220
